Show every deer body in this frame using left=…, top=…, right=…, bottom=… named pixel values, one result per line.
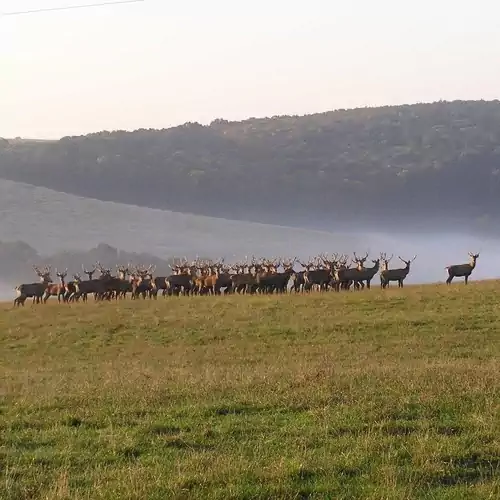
left=353, top=259, right=380, bottom=289
left=43, top=270, right=68, bottom=303
left=14, top=266, right=52, bottom=307
left=446, top=253, right=479, bottom=285
left=380, top=256, right=416, bottom=289
left=14, top=282, right=47, bottom=307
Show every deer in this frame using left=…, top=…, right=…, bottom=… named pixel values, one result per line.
left=82, top=264, right=97, bottom=281
left=42, top=268, right=68, bottom=303
left=165, top=258, right=196, bottom=296
left=445, top=252, right=480, bottom=285
left=334, top=255, right=365, bottom=292
left=133, top=264, right=157, bottom=299
left=380, top=255, right=416, bottom=289
left=64, top=274, right=81, bottom=302
left=115, top=264, right=134, bottom=299
left=230, top=256, right=260, bottom=295
left=14, top=265, right=52, bottom=307
left=257, top=257, right=297, bottom=294
left=353, top=257, right=380, bottom=290
left=302, top=257, right=332, bottom=292
left=71, top=273, right=109, bottom=303
left=350, top=252, right=369, bottom=290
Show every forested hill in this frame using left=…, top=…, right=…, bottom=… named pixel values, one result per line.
left=2, top=100, right=500, bottom=230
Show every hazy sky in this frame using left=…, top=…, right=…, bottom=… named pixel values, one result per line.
left=1, top=0, right=499, bottom=139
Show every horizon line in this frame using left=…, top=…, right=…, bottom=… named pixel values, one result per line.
left=3, top=97, right=498, bottom=141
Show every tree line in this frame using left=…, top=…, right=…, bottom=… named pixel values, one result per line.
left=1, top=100, right=500, bottom=231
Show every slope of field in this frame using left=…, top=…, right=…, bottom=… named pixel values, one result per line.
left=2, top=283, right=500, bottom=499
left=0, top=178, right=370, bottom=258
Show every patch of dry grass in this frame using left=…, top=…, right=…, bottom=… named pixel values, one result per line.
left=1, top=282, right=500, bottom=499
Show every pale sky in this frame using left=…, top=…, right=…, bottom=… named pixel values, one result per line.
left=1, top=0, right=499, bottom=139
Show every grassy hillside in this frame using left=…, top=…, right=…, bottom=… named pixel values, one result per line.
left=2, top=283, right=500, bottom=499
left=2, top=100, right=500, bottom=229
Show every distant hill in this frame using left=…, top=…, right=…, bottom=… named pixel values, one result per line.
left=1, top=100, right=500, bottom=231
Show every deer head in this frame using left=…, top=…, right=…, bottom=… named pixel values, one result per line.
left=468, top=252, right=480, bottom=264
left=398, top=255, right=417, bottom=269
left=33, top=265, right=52, bottom=283
left=56, top=268, right=68, bottom=281
left=380, top=253, right=393, bottom=271
left=82, top=264, right=97, bottom=280
left=353, top=252, right=369, bottom=269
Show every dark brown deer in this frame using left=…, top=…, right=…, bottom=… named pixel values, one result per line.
left=380, top=255, right=416, bottom=289
left=353, top=257, right=380, bottom=290
left=14, top=265, right=52, bottom=307
left=445, top=252, right=479, bottom=285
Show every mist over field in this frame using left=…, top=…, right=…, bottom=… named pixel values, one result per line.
left=0, top=178, right=498, bottom=302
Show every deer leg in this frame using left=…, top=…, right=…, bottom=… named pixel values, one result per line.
left=465, top=275, right=469, bottom=285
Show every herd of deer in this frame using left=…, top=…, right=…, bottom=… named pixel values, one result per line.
left=12, top=252, right=480, bottom=307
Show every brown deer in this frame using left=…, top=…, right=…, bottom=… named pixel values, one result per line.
left=445, top=252, right=479, bottom=285
left=43, top=269, right=68, bottom=303
left=380, top=255, right=416, bottom=289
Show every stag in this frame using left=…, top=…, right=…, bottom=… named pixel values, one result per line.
left=82, top=264, right=97, bottom=281
left=256, top=258, right=296, bottom=294
left=380, top=255, right=416, bottom=289
left=302, top=257, right=331, bottom=292
left=94, top=262, right=122, bottom=301
left=333, top=255, right=364, bottom=292
left=165, top=258, right=195, bottom=296
left=114, top=264, right=134, bottom=299
left=71, top=273, right=109, bottom=302
left=353, top=257, right=380, bottom=290
left=42, top=269, right=68, bottom=303
left=230, top=256, right=259, bottom=294
left=445, top=252, right=480, bottom=285
left=131, top=265, right=156, bottom=299
left=14, top=265, right=52, bottom=307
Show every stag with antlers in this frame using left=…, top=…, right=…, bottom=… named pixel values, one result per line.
left=13, top=265, right=53, bottom=307
left=42, top=268, right=68, bottom=303
left=445, top=252, right=480, bottom=285
left=380, top=255, right=416, bottom=289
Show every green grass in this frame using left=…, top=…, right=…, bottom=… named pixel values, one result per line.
left=2, top=282, right=500, bottom=499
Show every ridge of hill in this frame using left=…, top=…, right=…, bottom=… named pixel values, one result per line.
left=1, top=100, right=500, bottom=230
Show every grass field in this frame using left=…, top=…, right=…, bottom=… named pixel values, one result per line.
left=2, top=282, right=500, bottom=499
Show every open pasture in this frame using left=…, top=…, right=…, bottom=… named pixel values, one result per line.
left=1, top=281, right=500, bottom=499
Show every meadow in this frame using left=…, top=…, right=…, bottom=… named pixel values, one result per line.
left=1, top=282, right=500, bottom=499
